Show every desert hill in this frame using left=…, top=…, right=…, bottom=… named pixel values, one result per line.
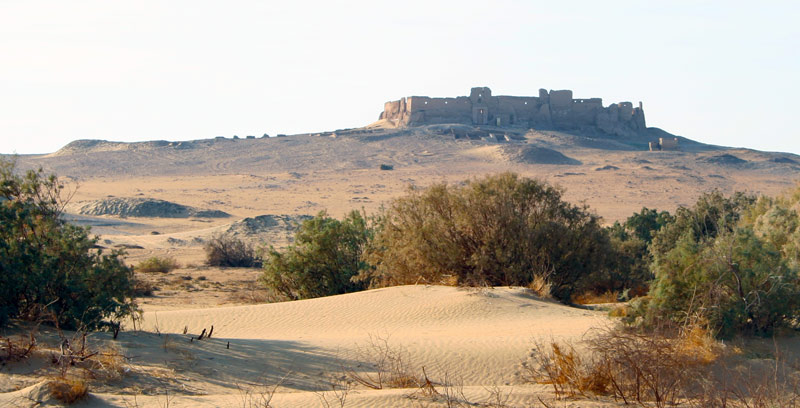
left=5, top=122, right=797, bottom=269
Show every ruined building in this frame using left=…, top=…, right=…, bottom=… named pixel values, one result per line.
left=649, top=137, right=679, bottom=151
left=379, top=87, right=647, bottom=138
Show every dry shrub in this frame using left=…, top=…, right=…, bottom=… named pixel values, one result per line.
left=85, top=346, right=127, bottom=381
left=0, top=332, right=36, bottom=362
left=48, top=377, right=88, bottom=404
left=690, top=342, right=800, bottom=408
left=136, top=256, right=180, bottom=273
left=528, top=275, right=552, bottom=298
left=205, top=234, right=259, bottom=267
left=133, top=279, right=158, bottom=297
left=227, top=286, right=279, bottom=304
left=525, top=341, right=610, bottom=398
left=524, top=324, right=720, bottom=406
left=345, top=334, right=420, bottom=390
left=316, top=374, right=353, bottom=408
left=236, top=372, right=289, bottom=408
left=572, top=290, right=618, bottom=305
left=588, top=325, right=718, bottom=406
left=607, top=304, right=630, bottom=318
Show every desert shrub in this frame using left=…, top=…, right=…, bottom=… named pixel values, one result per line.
left=643, top=191, right=800, bottom=337
left=204, top=234, right=259, bottom=267
left=572, top=290, right=619, bottom=305
left=356, top=172, right=611, bottom=302
left=524, top=324, right=718, bottom=405
left=132, top=279, right=157, bottom=297
left=48, top=377, right=89, bottom=404
left=0, top=158, right=137, bottom=330
left=618, top=207, right=675, bottom=244
left=649, top=191, right=755, bottom=257
left=135, top=256, right=179, bottom=273
left=598, top=207, right=674, bottom=298
left=261, top=210, right=371, bottom=300
left=345, top=334, right=421, bottom=390
left=0, top=333, right=37, bottom=362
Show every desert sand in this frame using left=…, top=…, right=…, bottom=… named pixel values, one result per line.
left=0, top=286, right=610, bottom=407
left=1, top=125, right=799, bottom=406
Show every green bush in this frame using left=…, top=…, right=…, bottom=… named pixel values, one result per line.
left=602, top=208, right=674, bottom=297
left=356, top=172, right=611, bottom=302
left=261, top=210, right=371, bottom=300
left=0, top=159, right=137, bottom=330
left=642, top=191, right=800, bottom=337
left=135, top=256, right=180, bottom=273
left=204, top=234, right=259, bottom=267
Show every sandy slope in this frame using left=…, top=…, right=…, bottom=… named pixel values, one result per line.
left=0, top=286, right=607, bottom=407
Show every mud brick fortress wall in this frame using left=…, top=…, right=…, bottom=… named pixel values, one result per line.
left=380, top=87, right=647, bottom=138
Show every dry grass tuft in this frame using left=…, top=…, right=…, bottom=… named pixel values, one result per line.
left=572, top=290, right=619, bottom=305
left=48, top=377, right=89, bottom=404
left=528, top=275, right=551, bottom=298
left=607, top=304, right=630, bottom=318
left=86, top=346, right=128, bottom=382
left=677, top=325, right=719, bottom=365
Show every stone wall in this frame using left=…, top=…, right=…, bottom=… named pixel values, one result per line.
left=379, top=87, right=647, bottom=138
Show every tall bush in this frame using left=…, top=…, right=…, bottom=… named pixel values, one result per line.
left=603, top=208, right=674, bottom=296
left=261, top=210, right=372, bottom=300
left=644, top=191, right=800, bottom=337
left=0, top=159, right=137, bottom=330
left=356, top=172, right=611, bottom=302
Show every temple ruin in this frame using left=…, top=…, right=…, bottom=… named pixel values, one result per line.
left=379, top=87, right=647, bottom=138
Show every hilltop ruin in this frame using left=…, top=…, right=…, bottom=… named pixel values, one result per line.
left=379, top=87, right=647, bottom=138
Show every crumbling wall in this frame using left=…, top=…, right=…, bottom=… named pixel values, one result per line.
left=379, top=87, right=647, bottom=137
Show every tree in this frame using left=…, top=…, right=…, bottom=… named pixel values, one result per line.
left=0, top=158, right=137, bottom=330
left=643, top=191, right=800, bottom=337
left=260, top=210, right=372, bottom=300
left=603, top=208, right=674, bottom=297
left=356, top=173, right=611, bottom=302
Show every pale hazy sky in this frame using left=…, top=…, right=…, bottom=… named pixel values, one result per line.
left=1, top=1, right=798, bottom=154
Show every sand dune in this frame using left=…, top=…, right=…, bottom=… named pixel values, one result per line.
left=137, top=285, right=604, bottom=385
left=1, top=286, right=607, bottom=407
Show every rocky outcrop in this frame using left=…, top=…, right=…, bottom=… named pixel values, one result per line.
left=380, top=87, right=646, bottom=138
left=225, top=214, right=313, bottom=245
left=500, top=145, right=581, bottom=165
left=78, top=198, right=230, bottom=218
left=700, top=154, right=748, bottom=166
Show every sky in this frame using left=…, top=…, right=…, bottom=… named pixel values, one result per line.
left=1, top=1, right=799, bottom=155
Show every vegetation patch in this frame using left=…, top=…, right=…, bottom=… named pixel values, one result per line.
left=205, top=234, right=260, bottom=267
left=48, top=377, right=89, bottom=404
left=135, top=256, right=180, bottom=273
left=0, top=158, right=137, bottom=330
